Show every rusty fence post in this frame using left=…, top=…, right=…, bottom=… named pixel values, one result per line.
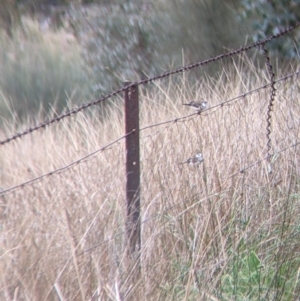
left=124, top=82, right=141, bottom=256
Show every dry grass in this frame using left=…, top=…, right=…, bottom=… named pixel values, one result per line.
left=1, top=58, right=300, bottom=300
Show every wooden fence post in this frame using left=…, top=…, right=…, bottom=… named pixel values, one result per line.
left=124, top=82, right=141, bottom=256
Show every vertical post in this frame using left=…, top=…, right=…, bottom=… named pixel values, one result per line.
left=124, top=82, right=141, bottom=256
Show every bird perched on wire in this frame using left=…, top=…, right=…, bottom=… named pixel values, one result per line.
left=183, top=101, right=208, bottom=113
left=179, top=152, right=204, bottom=167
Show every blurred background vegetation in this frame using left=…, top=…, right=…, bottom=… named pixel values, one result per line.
left=0, top=0, right=298, bottom=123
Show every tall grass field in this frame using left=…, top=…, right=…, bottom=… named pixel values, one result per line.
left=1, top=53, right=300, bottom=300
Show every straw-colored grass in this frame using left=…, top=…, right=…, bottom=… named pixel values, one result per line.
left=1, top=57, right=300, bottom=300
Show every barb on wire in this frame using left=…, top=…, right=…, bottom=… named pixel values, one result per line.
left=1, top=21, right=299, bottom=146
left=0, top=130, right=135, bottom=196
left=261, top=43, right=277, bottom=162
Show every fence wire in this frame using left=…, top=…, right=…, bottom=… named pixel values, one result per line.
left=0, top=130, right=134, bottom=195
left=1, top=68, right=299, bottom=196
left=1, top=22, right=300, bottom=301
left=0, top=21, right=299, bottom=146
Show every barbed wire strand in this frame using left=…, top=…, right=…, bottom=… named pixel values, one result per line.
left=1, top=68, right=299, bottom=196
left=81, top=138, right=300, bottom=255
left=1, top=21, right=299, bottom=146
left=0, top=130, right=135, bottom=195
left=140, top=69, right=300, bottom=132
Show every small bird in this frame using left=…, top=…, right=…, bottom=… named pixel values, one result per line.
left=179, top=152, right=204, bottom=166
left=183, top=101, right=208, bottom=112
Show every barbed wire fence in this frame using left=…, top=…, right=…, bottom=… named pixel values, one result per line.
left=1, top=67, right=299, bottom=194
left=0, top=22, right=298, bottom=147
left=1, top=21, right=300, bottom=299
left=0, top=22, right=298, bottom=183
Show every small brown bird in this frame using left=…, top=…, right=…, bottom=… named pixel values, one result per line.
left=183, top=101, right=208, bottom=112
left=179, top=152, right=204, bottom=166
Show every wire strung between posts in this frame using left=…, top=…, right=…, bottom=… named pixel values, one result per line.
left=140, top=70, right=299, bottom=132
left=0, top=130, right=135, bottom=195
left=1, top=69, right=299, bottom=196
left=80, top=134, right=300, bottom=255
left=0, top=22, right=299, bottom=146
